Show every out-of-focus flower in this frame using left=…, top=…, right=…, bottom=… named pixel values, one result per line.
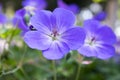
left=78, top=9, right=93, bottom=20
left=0, top=4, right=7, bottom=25
left=24, top=8, right=85, bottom=60
left=22, top=0, right=47, bottom=14
left=57, top=0, right=79, bottom=14
left=13, top=9, right=34, bottom=35
left=78, top=19, right=116, bottom=60
left=13, top=9, right=28, bottom=32
left=89, top=3, right=102, bottom=14
left=13, top=0, right=47, bottom=29
left=94, top=11, right=107, bottom=21
left=0, top=13, right=7, bottom=24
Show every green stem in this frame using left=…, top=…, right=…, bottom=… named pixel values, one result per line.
left=0, top=20, right=19, bottom=71
left=7, top=27, right=17, bottom=44
left=52, top=60, right=57, bottom=80
left=18, top=45, right=27, bottom=67
left=20, top=68, right=30, bottom=80
left=0, top=66, right=20, bottom=77
left=0, top=44, right=27, bottom=77
left=75, top=55, right=84, bottom=80
left=75, top=64, right=82, bottom=80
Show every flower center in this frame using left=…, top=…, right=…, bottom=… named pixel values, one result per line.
left=85, top=36, right=96, bottom=46
left=51, top=30, right=60, bottom=41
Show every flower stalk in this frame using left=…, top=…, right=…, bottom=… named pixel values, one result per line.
left=75, top=54, right=84, bottom=80
left=52, top=60, right=57, bottom=80
left=75, top=64, right=82, bottom=80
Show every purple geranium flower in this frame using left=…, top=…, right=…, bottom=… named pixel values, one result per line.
left=13, top=9, right=28, bottom=31
left=24, top=8, right=85, bottom=60
left=57, top=0, right=79, bottom=14
left=94, top=11, right=107, bottom=21
left=13, top=9, right=34, bottom=35
left=78, top=19, right=116, bottom=60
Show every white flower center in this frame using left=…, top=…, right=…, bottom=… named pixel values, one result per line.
left=49, top=30, right=60, bottom=41
left=85, top=36, right=96, bottom=46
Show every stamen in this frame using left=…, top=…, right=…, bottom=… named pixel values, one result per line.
left=53, top=30, right=58, bottom=37
left=89, top=37, right=96, bottom=45
left=85, top=36, right=96, bottom=46
left=51, top=30, right=59, bottom=41
left=91, top=37, right=95, bottom=42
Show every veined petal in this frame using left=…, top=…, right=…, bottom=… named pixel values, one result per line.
left=53, top=8, right=75, bottom=33
left=78, top=45, right=97, bottom=57
left=24, top=31, right=52, bottom=50
left=61, top=27, right=85, bottom=50
left=97, top=26, right=117, bottom=44
left=30, top=10, right=53, bottom=34
left=78, top=44, right=115, bottom=60
left=43, top=41, right=70, bottom=60
left=96, top=44, right=115, bottom=60
left=83, top=19, right=100, bottom=33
